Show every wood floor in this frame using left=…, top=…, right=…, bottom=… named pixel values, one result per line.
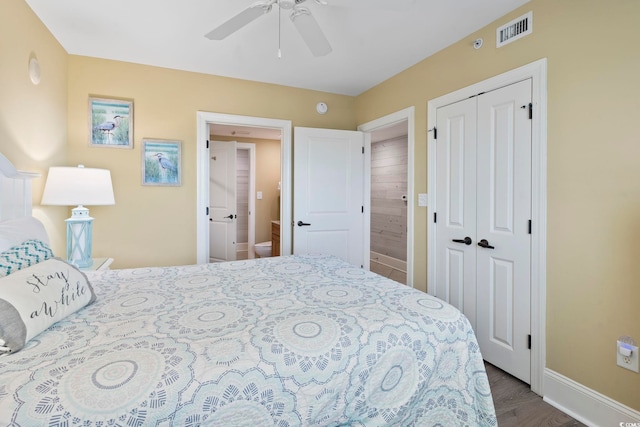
left=485, top=363, right=586, bottom=427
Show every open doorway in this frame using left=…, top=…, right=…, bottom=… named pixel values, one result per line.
left=359, top=107, right=415, bottom=287
left=209, top=124, right=281, bottom=261
left=196, top=112, right=292, bottom=265
left=369, top=120, right=408, bottom=284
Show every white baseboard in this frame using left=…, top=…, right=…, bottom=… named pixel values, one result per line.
left=370, top=251, right=407, bottom=272
left=543, top=368, right=640, bottom=426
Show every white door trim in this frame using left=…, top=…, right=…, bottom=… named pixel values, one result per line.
left=197, top=112, right=292, bottom=263
left=237, top=142, right=256, bottom=259
left=358, top=106, right=415, bottom=287
left=427, top=58, right=547, bottom=395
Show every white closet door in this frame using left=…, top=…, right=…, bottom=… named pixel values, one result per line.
left=476, top=79, right=532, bottom=384
left=434, top=79, right=533, bottom=384
left=435, top=98, right=478, bottom=329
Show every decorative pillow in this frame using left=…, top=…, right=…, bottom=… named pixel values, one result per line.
left=0, top=239, right=54, bottom=278
left=0, top=258, right=96, bottom=355
left=0, top=217, right=50, bottom=253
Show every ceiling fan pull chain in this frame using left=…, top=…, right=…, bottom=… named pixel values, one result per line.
left=278, top=5, right=282, bottom=58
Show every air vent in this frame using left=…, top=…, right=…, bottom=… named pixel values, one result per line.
left=496, top=11, right=532, bottom=48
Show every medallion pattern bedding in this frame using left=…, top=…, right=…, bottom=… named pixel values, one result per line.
left=0, top=254, right=496, bottom=426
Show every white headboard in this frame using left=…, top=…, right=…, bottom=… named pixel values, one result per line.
left=0, top=153, right=40, bottom=221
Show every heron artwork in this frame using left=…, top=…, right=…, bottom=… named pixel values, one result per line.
left=155, top=153, right=177, bottom=172
left=154, top=153, right=178, bottom=183
left=93, top=115, right=122, bottom=141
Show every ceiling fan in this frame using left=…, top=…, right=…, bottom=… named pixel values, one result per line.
left=205, top=0, right=332, bottom=57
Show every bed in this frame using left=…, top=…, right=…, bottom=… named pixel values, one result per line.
left=0, top=154, right=496, bottom=426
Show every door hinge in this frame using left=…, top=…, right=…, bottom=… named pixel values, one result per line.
left=528, top=220, right=532, bottom=234
left=433, top=127, right=437, bottom=140
left=206, top=139, right=209, bottom=149
left=434, top=212, right=437, bottom=223
left=527, top=334, right=532, bottom=349
left=528, top=103, right=533, bottom=120
left=362, top=146, right=364, bottom=154
left=206, top=207, right=209, bottom=215
left=361, top=206, right=364, bottom=213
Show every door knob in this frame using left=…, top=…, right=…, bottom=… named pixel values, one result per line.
left=452, top=237, right=472, bottom=245
left=297, top=221, right=311, bottom=227
left=478, top=239, right=495, bottom=249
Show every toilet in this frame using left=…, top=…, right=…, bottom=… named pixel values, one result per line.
left=254, top=241, right=272, bottom=258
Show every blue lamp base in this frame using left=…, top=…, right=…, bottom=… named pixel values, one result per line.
left=66, top=206, right=93, bottom=269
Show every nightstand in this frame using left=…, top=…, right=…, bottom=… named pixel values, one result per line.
left=81, top=257, right=114, bottom=271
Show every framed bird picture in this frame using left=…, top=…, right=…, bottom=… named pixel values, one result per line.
left=142, top=139, right=181, bottom=186
left=88, top=96, right=133, bottom=148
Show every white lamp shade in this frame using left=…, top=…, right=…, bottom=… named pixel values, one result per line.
left=41, top=166, right=115, bottom=206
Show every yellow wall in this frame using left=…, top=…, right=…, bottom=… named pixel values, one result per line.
left=356, top=0, right=640, bottom=410
left=66, top=56, right=356, bottom=268
left=0, top=0, right=68, bottom=254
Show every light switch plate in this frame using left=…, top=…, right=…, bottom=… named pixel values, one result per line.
left=418, top=193, right=428, bottom=207
left=257, top=191, right=263, bottom=200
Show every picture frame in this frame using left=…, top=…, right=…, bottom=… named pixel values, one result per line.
left=89, top=96, right=133, bottom=148
left=142, top=139, right=182, bottom=186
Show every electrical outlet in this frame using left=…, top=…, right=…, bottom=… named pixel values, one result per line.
left=617, top=341, right=639, bottom=373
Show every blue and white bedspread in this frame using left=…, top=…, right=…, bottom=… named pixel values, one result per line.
left=0, top=254, right=496, bottom=426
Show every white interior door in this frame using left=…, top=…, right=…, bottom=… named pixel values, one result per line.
left=476, top=80, right=532, bottom=384
left=434, top=79, right=532, bottom=384
left=293, top=127, right=365, bottom=267
left=434, top=97, right=478, bottom=329
left=210, top=140, right=237, bottom=262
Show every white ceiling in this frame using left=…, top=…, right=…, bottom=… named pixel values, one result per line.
left=25, top=0, right=530, bottom=96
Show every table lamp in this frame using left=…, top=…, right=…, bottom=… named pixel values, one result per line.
left=41, top=165, right=115, bottom=268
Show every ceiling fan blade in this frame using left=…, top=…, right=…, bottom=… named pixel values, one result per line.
left=205, top=2, right=272, bottom=40
left=290, top=7, right=332, bottom=57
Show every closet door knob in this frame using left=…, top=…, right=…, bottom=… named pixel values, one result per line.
left=478, top=239, right=495, bottom=249
left=297, top=221, right=311, bottom=227
left=452, top=237, right=472, bottom=245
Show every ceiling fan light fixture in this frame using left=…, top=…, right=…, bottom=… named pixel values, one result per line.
left=278, top=0, right=297, bottom=10
left=205, top=0, right=331, bottom=57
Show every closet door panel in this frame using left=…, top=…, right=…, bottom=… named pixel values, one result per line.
left=476, top=79, right=532, bottom=384
left=435, top=98, right=477, bottom=328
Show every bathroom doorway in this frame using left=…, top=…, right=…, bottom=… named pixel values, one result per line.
left=209, top=124, right=281, bottom=261
left=359, top=106, right=415, bottom=286
left=368, top=120, right=409, bottom=284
